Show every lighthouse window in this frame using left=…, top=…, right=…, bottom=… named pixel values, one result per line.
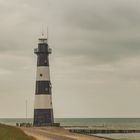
left=40, top=74, right=43, bottom=77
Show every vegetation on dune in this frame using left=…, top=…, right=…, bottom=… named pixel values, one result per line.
left=0, top=124, right=36, bottom=140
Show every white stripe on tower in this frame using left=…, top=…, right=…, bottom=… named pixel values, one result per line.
left=36, top=66, right=50, bottom=81
left=34, top=95, right=52, bottom=109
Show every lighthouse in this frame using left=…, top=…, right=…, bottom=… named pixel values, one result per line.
left=33, top=35, right=54, bottom=126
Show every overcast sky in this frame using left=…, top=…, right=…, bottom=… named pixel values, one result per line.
left=0, top=0, right=140, bottom=118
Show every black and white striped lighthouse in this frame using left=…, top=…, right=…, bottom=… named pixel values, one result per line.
left=33, top=36, right=54, bottom=126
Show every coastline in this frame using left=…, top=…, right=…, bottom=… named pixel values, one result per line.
left=1, top=118, right=140, bottom=139
left=21, top=126, right=110, bottom=140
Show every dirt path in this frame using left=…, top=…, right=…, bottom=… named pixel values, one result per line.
left=22, top=127, right=109, bottom=140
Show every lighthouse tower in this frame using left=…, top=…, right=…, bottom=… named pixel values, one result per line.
left=33, top=35, right=54, bottom=126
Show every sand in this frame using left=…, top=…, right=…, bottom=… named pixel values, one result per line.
left=22, top=127, right=109, bottom=140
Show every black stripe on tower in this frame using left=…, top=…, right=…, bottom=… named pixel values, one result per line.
left=35, top=81, right=52, bottom=95
left=37, top=54, right=49, bottom=66
left=35, top=43, right=50, bottom=66
left=34, top=109, right=54, bottom=126
left=38, top=43, right=49, bottom=54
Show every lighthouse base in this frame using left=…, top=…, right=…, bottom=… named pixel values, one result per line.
left=33, top=109, right=54, bottom=126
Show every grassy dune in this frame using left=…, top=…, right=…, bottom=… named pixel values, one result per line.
left=0, top=124, right=36, bottom=140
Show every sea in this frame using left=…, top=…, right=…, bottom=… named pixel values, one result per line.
left=0, top=118, right=140, bottom=140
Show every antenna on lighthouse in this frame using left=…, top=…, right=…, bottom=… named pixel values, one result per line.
left=41, top=26, right=48, bottom=39
left=41, top=27, right=45, bottom=37
left=47, top=27, right=49, bottom=40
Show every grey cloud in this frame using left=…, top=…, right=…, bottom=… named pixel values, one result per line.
left=49, top=0, right=140, bottom=64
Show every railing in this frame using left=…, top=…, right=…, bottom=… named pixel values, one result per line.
left=34, top=48, right=38, bottom=54
left=48, top=48, right=52, bottom=54
left=34, top=48, right=52, bottom=54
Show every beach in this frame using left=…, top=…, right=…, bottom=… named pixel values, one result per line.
left=1, top=118, right=140, bottom=139
left=22, top=127, right=108, bottom=140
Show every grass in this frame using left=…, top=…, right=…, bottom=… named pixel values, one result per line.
left=0, top=124, right=36, bottom=140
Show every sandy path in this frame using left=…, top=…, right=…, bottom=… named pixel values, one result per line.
left=22, top=127, right=109, bottom=140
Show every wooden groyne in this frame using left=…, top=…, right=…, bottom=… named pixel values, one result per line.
left=68, top=128, right=140, bottom=134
